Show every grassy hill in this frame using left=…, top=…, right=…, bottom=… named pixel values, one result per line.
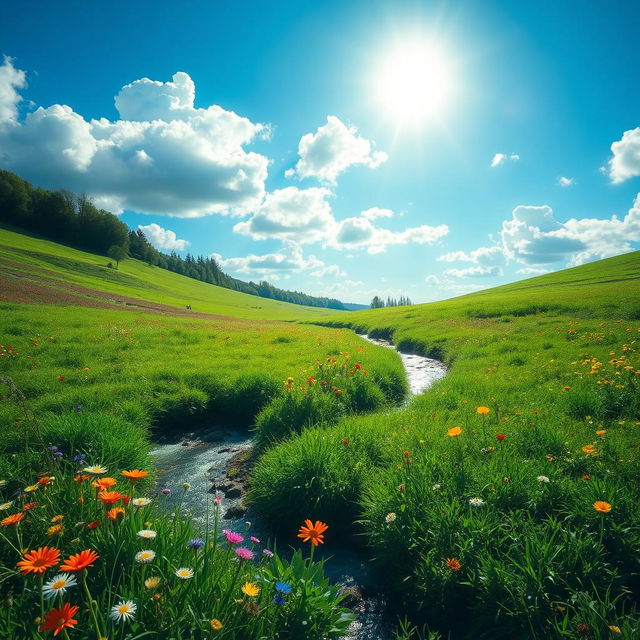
left=0, top=227, right=341, bottom=321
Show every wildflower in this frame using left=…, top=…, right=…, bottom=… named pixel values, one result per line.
left=582, top=475, right=591, bottom=481
left=343, top=439, right=349, bottom=445
left=397, top=484, right=406, bottom=492
left=98, top=491, right=126, bottom=506
left=223, top=529, right=244, bottom=545
left=0, top=502, right=12, bottom=511
left=73, top=474, right=90, bottom=483
left=432, top=483, right=442, bottom=491
left=47, top=524, right=64, bottom=537
left=17, top=547, right=60, bottom=574
left=175, top=567, right=194, bottom=579
left=595, top=429, right=607, bottom=436
left=273, top=594, right=286, bottom=606
left=161, top=488, right=171, bottom=495
left=275, top=582, right=292, bottom=594
left=211, top=619, right=223, bottom=630
left=503, top=477, right=510, bottom=483
left=609, top=626, right=621, bottom=633
left=476, top=406, right=490, bottom=415
left=447, top=427, right=462, bottom=437
left=385, top=512, right=396, bottom=524
left=137, top=529, right=157, bottom=539
left=263, top=549, right=274, bottom=558
left=22, top=502, right=38, bottom=510
left=537, top=476, right=550, bottom=483
left=241, top=582, right=260, bottom=597
left=144, top=576, right=161, bottom=589
left=107, top=507, right=125, bottom=520
left=42, top=573, right=77, bottom=599
left=582, top=445, right=597, bottom=455
left=110, top=600, right=137, bottom=623
left=445, top=557, right=462, bottom=572
left=72, top=454, right=86, bottom=464
left=135, top=550, right=156, bottom=563
left=250, top=536, right=260, bottom=544
left=38, top=476, right=54, bottom=486
left=51, top=514, right=64, bottom=523
left=182, top=482, right=191, bottom=490
left=60, top=549, right=99, bottom=572
left=58, top=376, right=65, bottom=382
left=24, top=484, right=38, bottom=493
left=86, top=521, right=100, bottom=529
left=469, top=497, right=485, bottom=507
left=187, top=538, right=205, bottom=550
left=40, top=603, right=79, bottom=635
left=83, top=465, right=107, bottom=475
left=297, top=519, right=328, bottom=546
left=234, top=546, right=254, bottom=561
left=91, top=477, right=117, bottom=491
left=1, top=512, right=25, bottom=526
left=593, top=501, right=612, bottom=513
left=496, top=434, right=506, bottom=441
left=121, top=469, right=148, bottom=483
left=132, top=497, right=152, bottom=507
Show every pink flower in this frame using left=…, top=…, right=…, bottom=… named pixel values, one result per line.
left=234, top=546, right=254, bottom=561
left=214, top=496, right=222, bottom=505
left=161, top=488, right=171, bottom=495
left=223, top=529, right=244, bottom=545
left=262, top=549, right=274, bottom=558
left=250, top=536, right=260, bottom=544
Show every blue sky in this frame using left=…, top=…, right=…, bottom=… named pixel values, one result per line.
left=1, top=0, right=639, bottom=303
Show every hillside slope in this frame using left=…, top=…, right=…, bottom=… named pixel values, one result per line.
left=0, top=228, right=341, bottom=321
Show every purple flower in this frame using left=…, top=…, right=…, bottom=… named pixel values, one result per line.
left=48, top=445, right=59, bottom=453
left=188, top=538, right=205, bottom=550
left=53, top=451, right=63, bottom=459
left=262, top=549, right=274, bottom=558
left=161, top=488, right=171, bottom=495
left=73, top=453, right=86, bottom=464
left=250, top=536, right=260, bottom=544
left=223, top=529, right=244, bottom=545
left=234, top=546, right=254, bottom=561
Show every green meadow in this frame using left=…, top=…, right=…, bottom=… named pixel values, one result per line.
left=1, top=231, right=640, bottom=639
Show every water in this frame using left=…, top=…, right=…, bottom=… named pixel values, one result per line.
left=150, top=334, right=447, bottom=639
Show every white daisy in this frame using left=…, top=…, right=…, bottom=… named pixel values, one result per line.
left=385, top=512, right=396, bottom=523
left=83, top=465, right=107, bottom=475
left=137, top=529, right=157, bottom=539
left=110, top=600, right=137, bottom=623
left=42, top=573, right=78, bottom=599
left=469, top=497, right=485, bottom=507
left=135, top=550, right=156, bottom=563
left=537, top=475, right=550, bottom=483
left=132, top=497, right=152, bottom=507
left=175, top=567, right=194, bottom=579
left=432, top=484, right=442, bottom=491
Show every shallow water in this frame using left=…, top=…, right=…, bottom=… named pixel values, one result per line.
left=150, top=333, right=447, bottom=639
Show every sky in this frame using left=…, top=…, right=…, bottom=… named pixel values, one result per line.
left=1, top=0, right=639, bottom=304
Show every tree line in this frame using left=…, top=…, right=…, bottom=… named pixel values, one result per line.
left=0, top=169, right=346, bottom=310
left=370, top=295, right=413, bottom=308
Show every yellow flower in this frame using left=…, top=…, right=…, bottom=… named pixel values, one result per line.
left=582, top=444, right=597, bottom=455
left=476, top=406, right=490, bottom=415
left=447, top=427, right=462, bottom=437
left=593, top=501, right=612, bottom=513
left=51, top=514, right=64, bottom=523
left=241, top=582, right=260, bottom=597
left=210, top=619, right=223, bottom=631
left=47, top=524, right=64, bottom=537
left=609, top=625, right=621, bottom=633
left=595, top=429, right=607, bottom=436
left=23, top=485, right=38, bottom=493
left=144, top=576, right=161, bottom=589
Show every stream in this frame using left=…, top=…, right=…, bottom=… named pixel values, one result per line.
left=150, top=334, right=447, bottom=639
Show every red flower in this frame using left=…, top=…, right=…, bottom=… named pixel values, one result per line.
left=582, top=475, right=591, bottom=481
left=496, top=434, right=506, bottom=441
left=58, top=376, right=65, bottom=382
left=403, top=450, right=410, bottom=456
left=40, top=603, right=79, bottom=636
left=354, top=364, right=361, bottom=370
left=86, top=521, right=100, bottom=529
left=342, top=439, right=349, bottom=445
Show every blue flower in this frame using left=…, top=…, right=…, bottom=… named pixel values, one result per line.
left=275, top=582, right=292, bottom=594
left=273, top=594, right=286, bottom=606
left=73, top=453, right=86, bottom=464
left=188, top=537, right=205, bottom=550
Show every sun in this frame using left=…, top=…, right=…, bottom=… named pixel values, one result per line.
left=373, top=40, right=455, bottom=128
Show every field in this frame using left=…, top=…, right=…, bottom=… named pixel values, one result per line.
left=1, top=230, right=640, bottom=639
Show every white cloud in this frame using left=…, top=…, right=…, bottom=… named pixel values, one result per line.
left=559, top=176, right=574, bottom=187
left=0, top=60, right=268, bottom=217
left=443, top=265, right=502, bottom=278
left=608, top=127, right=640, bottom=184
left=361, top=207, right=394, bottom=220
left=310, top=264, right=346, bottom=278
left=285, top=115, right=387, bottom=184
left=138, top=223, right=189, bottom=251
left=233, top=187, right=335, bottom=244
left=425, top=275, right=441, bottom=286
left=517, top=267, right=550, bottom=275
left=211, top=245, right=324, bottom=278
left=501, top=198, right=640, bottom=265
left=438, top=246, right=503, bottom=265
left=0, top=57, right=26, bottom=124
left=491, top=152, right=520, bottom=167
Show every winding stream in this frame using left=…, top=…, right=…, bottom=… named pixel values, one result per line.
left=150, top=333, right=447, bottom=639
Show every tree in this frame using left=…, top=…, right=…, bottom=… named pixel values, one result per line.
left=370, top=296, right=385, bottom=309
left=107, top=245, right=127, bottom=269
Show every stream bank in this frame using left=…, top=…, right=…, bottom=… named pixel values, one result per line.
left=150, top=334, right=447, bottom=639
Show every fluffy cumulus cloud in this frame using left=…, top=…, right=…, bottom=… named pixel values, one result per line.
left=608, top=127, right=640, bottom=183
left=559, top=176, right=573, bottom=187
left=0, top=59, right=268, bottom=217
left=491, top=152, right=519, bottom=167
left=443, top=265, right=502, bottom=278
left=501, top=199, right=640, bottom=265
left=138, top=223, right=189, bottom=251
left=361, top=207, right=394, bottom=220
left=285, top=115, right=387, bottom=184
left=517, top=266, right=550, bottom=275
left=438, top=246, right=503, bottom=265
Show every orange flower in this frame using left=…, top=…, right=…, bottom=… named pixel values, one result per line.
left=91, top=477, right=117, bottom=491
left=40, top=602, right=79, bottom=636
left=17, top=546, right=60, bottom=574
left=51, top=514, right=64, bottom=523
left=47, top=524, right=64, bottom=537
left=1, top=512, right=25, bottom=526
left=593, top=501, right=612, bottom=513
left=38, top=476, right=54, bottom=486
left=445, top=557, right=462, bottom=572
left=297, top=519, right=328, bottom=546
left=476, top=406, right=490, bottom=415
left=86, top=520, right=100, bottom=529
left=60, top=549, right=99, bottom=572
left=22, top=502, right=38, bottom=510
left=121, top=469, right=148, bottom=483
left=107, top=507, right=126, bottom=521
left=98, top=491, right=125, bottom=506
left=73, top=474, right=90, bottom=483
left=582, top=445, right=597, bottom=455
left=447, top=427, right=462, bottom=437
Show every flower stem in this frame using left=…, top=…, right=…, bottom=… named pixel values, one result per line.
left=80, top=570, right=102, bottom=640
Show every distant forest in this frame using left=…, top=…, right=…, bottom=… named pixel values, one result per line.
left=0, top=169, right=347, bottom=310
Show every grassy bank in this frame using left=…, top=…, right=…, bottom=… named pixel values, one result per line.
left=250, top=251, right=640, bottom=638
